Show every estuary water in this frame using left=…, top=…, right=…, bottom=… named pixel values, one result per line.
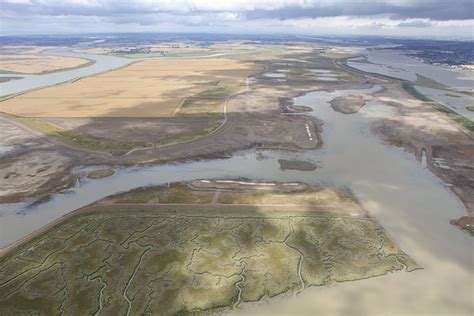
left=348, top=50, right=474, bottom=91
left=0, top=48, right=134, bottom=97
left=0, top=83, right=472, bottom=314
left=347, top=49, right=474, bottom=122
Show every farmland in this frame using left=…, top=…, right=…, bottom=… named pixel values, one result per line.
left=0, top=58, right=257, bottom=117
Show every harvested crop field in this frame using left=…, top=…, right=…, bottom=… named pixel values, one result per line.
left=0, top=58, right=257, bottom=117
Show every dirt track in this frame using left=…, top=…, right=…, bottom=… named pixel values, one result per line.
left=6, top=47, right=472, bottom=229
left=1, top=51, right=330, bottom=203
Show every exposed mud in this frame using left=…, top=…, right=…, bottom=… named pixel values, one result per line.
left=369, top=82, right=474, bottom=228
left=288, top=105, right=313, bottom=112
left=330, top=94, right=367, bottom=114
left=1, top=52, right=345, bottom=204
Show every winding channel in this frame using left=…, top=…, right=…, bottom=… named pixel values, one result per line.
left=0, top=51, right=472, bottom=314
left=0, top=48, right=134, bottom=97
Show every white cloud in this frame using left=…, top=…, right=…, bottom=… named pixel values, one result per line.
left=1, top=0, right=473, bottom=39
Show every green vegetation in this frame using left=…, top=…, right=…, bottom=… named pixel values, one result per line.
left=87, top=168, right=115, bottom=179
left=16, top=118, right=149, bottom=151
left=104, top=183, right=356, bottom=206
left=162, top=50, right=228, bottom=57
left=112, top=50, right=243, bottom=59
left=107, top=183, right=215, bottom=204
left=217, top=188, right=356, bottom=205
left=156, top=120, right=222, bottom=146
left=0, top=208, right=419, bottom=315
left=178, top=85, right=238, bottom=116
left=402, top=82, right=474, bottom=135
left=15, top=117, right=222, bottom=152
left=461, top=225, right=474, bottom=236
left=467, top=106, right=474, bottom=112
left=445, top=93, right=461, bottom=98
left=414, top=74, right=448, bottom=90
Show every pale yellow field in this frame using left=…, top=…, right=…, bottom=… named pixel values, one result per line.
left=0, top=58, right=257, bottom=117
left=0, top=46, right=89, bottom=74
left=320, top=50, right=358, bottom=59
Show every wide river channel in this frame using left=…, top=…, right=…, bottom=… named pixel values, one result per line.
left=0, top=48, right=134, bottom=97
left=0, top=51, right=472, bottom=314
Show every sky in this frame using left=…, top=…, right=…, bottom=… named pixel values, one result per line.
left=1, top=0, right=473, bottom=39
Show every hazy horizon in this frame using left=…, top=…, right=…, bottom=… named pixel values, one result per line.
left=1, top=0, right=473, bottom=40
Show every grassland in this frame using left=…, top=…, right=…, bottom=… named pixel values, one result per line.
left=103, top=182, right=357, bottom=206
left=15, top=117, right=149, bottom=151
left=467, top=106, right=474, bottom=112
left=78, top=41, right=256, bottom=59
left=414, top=74, right=449, bottom=90
left=13, top=116, right=224, bottom=152
left=87, top=168, right=115, bottom=179
left=178, top=85, right=240, bottom=116
left=155, top=120, right=223, bottom=145
left=0, top=206, right=418, bottom=315
left=106, top=183, right=216, bottom=204
left=216, top=189, right=356, bottom=205
left=0, top=58, right=257, bottom=117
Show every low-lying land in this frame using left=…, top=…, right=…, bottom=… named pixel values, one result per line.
left=0, top=46, right=91, bottom=74
left=0, top=57, right=256, bottom=117
left=3, top=42, right=473, bottom=235
left=330, top=94, right=367, bottom=114
left=87, top=168, right=115, bottom=179
left=0, top=48, right=339, bottom=203
left=102, top=181, right=357, bottom=208
left=368, top=82, right=474, bottom=230
left=278, top=159, right=318, bottom=171
left=0, top=117, right=75, bottom=203
left=0, top=182, right=418, bottom=315
left=401, top=82, right=474, bottom=135
left=451, top=216, right=474, bottom=236
left=339, top=55, right=474, bottom=231
left=14, top=116, right=150, bottom=151
left=178, top=85, right=239, bottom=116
left=76, top=40, right=255, bottom=59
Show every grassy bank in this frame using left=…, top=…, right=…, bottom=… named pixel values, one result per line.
left=87, top=168, right=115, bottom=179
left=15, top=117, right=148, bottom=151
left=155, top=120, right=222, bottom=146
left=14, top=116, right=223, bottom=152
left=104, top=182, right=357, bottom=206
left=402, top=82, right=474, bottom=136
left=178, top=85, right=239, bottom=117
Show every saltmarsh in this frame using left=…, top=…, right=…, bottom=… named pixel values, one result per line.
left=0, top=207, right=419, bottom=315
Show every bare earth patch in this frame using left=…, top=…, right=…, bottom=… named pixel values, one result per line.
left=330, top=94, right=367, bottom=114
